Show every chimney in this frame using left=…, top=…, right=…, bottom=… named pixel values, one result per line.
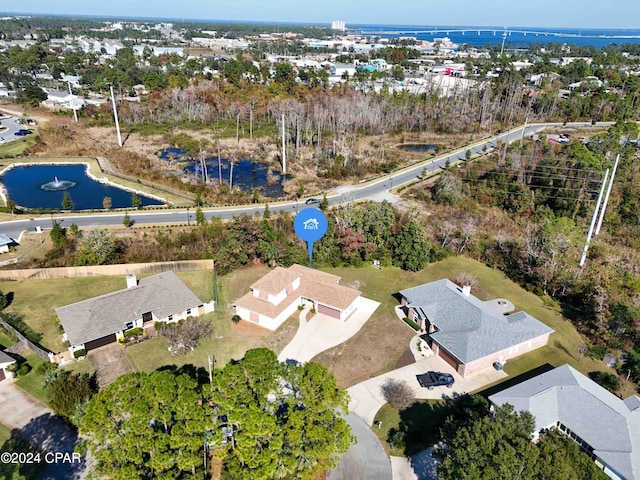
left=126, top=274, right=137, bottom=289
left=462, top=285, right=471, bottom=297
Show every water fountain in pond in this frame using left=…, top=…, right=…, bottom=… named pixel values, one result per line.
left=40, top=176, right=76, bottom=191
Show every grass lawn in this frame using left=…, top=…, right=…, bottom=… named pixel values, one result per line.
left=14, top=354, right=50, bottom=405
left=0, top=134, right=37, bottom=157
left=0, top=422, right=11, bottom=445
left=373, top=400, right=457, bottom=456
left=0, top=328, right=17, bottom=348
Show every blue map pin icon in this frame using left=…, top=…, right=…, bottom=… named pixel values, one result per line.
left=294, top=208, right=328, bottom=265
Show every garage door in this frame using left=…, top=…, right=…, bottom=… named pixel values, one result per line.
left=438, top=346, right=460, bottom=371
left=0, top=368, right=5, bottom=381
left=85, top=334, right=117, bottom=351
left=317, top=304, right=341, bottom=319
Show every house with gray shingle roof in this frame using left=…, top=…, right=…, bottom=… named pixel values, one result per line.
left=489, top=364, right=640, bottom=480
left=0, top=350, right=16, bottom=381
left=399, top=279, right=553, bottom=376
left=56, top=271, right=214, bottom=354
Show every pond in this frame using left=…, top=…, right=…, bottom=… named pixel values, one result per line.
left=0, top=164, right=163, bottom=210
left=398, top=144, right=438, bottom=152
left=157, top=149, right=288, bottom=198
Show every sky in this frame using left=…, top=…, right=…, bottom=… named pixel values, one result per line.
left=2, top=0, right=640, bottom=30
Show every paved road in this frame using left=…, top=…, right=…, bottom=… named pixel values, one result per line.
left=0, top=116, right=30, bottom=144
left=0, top=380, right=87, bottom=479
left=0, top=121, right=612, bottom=241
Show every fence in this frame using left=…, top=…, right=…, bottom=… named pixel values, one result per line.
left=0, top=259, right=214, bottom=281
left=0, top=318, right=52, bottom=361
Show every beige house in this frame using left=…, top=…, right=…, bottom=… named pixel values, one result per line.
left=399, top=279, right=553, bottom=377
left=234, top=264, right=361, bottom=330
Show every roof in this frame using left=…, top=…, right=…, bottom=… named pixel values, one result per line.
left=489, top=365, right=640, bottom=480
left=250, top=267, right=300, bottom=296
left=56, top=271, right=204, bottom=346
left=399, top=279, right=553, bottom=364
left=235, top=264, right=360, bottom=319
left=0, top=350, right=15, bottom=365
left=0, top=234, right=12, bottom=246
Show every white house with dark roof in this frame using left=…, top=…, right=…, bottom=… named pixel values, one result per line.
left=0, top=350, right=16, bottom=381
left=56, top=271, right=214, bottom=353
left=489, top=364, right=640, bottom=480
left=234, top=264, right=361, bottom=330
left=399, top=279, right=553, bottom=376
left=0, top=234, right=13, bottom=253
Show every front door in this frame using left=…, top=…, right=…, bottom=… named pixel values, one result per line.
left=142, top=312, right=153, bottom=325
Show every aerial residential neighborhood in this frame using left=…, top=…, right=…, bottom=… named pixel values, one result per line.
left=0, top=4, right=639, bottom=480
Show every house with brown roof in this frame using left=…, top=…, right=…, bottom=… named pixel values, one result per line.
left=56, top=271, right=215, bottom=354
left=399, top=279, right=553, bottom=377
left=234, top=264, right=361, bottom=330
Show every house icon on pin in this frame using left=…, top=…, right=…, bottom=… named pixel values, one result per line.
left=303, top=218, right=319, bottom=230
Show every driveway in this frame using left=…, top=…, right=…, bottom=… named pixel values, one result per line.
left=347, top=354, right=507, bottom=426
left=278, top=296, right=380, bottom=363
left=0, top=380, right=86, bottom=479
left=87, top=343, right=133, bottom=388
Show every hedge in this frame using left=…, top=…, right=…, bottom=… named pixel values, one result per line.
left=403, top=317, right=420, bottom=331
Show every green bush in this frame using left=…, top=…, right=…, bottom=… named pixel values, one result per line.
left=403, top=317, right=420, bottom=331
left=124, top=327, right=143, bottom=338
left=16, top=363, right=31, bottom=377
left=73, top=349, right=87, bottom=359
left=231, top=315, right=241, bottom=324
left=36, top=361, right=57, bottom=375
left=588, top=345, right=607, bottom=360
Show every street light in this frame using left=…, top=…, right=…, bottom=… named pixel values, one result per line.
left=187, top=207, right=190, bottom=226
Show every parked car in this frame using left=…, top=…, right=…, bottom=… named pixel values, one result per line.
left=416, top=371, right=455, bottom=390
left=14, top=129, right=32, bottom=136
left=305, top=198, right=321, bottom=205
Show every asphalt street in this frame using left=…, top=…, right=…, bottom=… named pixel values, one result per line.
left=0, top=122, right=611, bottom=240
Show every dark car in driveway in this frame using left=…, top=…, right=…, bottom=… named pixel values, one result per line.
left=14, top=129, right=32, bottom=136
left=416, top=371, right=455, bottom=390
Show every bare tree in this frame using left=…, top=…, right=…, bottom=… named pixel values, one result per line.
left=381, top=379, right=414, bottom=411
left=156, top=317, right=213, bottom=355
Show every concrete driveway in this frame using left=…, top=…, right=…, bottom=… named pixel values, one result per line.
left=347, top=354, right=507, bottom=426
left=88, top=343, right=133, bottom=388
left=0, top=380, right=87, bottom=479
left=278, top=296, right=380, bottom=363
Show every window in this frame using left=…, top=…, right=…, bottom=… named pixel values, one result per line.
left=125, top=322, right=134, bottom=329
left=168, top=315, right=173, bottom=321
left=186, top=309, right=191, bottom=315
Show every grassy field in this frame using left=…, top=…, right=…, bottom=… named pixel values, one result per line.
left=14, top=354, right=50, bottom=405
left=0, top=135, right=38, bottom=158
left=0, top=422, right=11, bottom=445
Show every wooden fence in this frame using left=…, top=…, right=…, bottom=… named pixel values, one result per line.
left=0, top=259, right=214, bottom=281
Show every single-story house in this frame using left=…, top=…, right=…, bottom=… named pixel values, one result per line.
left=234, top=264, right=361, bottom=330
left=0, top=350, right=16, bottom=381
left=0, top=234, right=13, bottom=253
left=399, top=279, right=553, bottom=377
left=489, top=364, right=640, bottom=480
left=56, top=271, right=214, bottom=354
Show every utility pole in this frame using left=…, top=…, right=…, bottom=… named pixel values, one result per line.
left=110, top=85, right=122, bottom=147
left=579, top=168, right=609, bottom=267
left=594, top=154, right=619, bottom=236
left=68, top=82, right=78, bottom=123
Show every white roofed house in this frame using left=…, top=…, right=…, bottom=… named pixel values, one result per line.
left=399, top=279, right=554, bottom=377
left=489, top=365, right=640, bottom=480
left=56, top=272, right=215, bottom=354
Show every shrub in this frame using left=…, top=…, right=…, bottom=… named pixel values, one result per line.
left=73, top=348, right=87, bottom=359
left=124, top=327, right=143, bottom=338
left=297, top=305, right=304, bottom=311
left=381, top=378, right=414, bottom=411
left=16, top=363, right=31, bottom=377
left=403, top=317, right=420, bottom=331
left=231, top=314, right=241, bottom=324
left=36, top=361, right=57, bottom=375
left=589, top=371, right=620, bottom=392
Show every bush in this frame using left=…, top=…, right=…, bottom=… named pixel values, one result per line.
left=231, top=314, right=241, bottom=324
left=36, top=361, right=57, bottom=375
left=381, top=378, right=414, bottom=411
left=589, top=371, right=620, bottom=392
left=124, top=327, right=143, bottom=338
left=73, top=348, right=87, bottom=359
left=403, top=317, right=420, bottom=331
left=16, top=363, right=31, bottom=377
left=588, top=345, right=607, bottom=360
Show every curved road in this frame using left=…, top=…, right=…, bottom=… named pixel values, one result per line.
left=0, top=122, right=611, bottom=240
